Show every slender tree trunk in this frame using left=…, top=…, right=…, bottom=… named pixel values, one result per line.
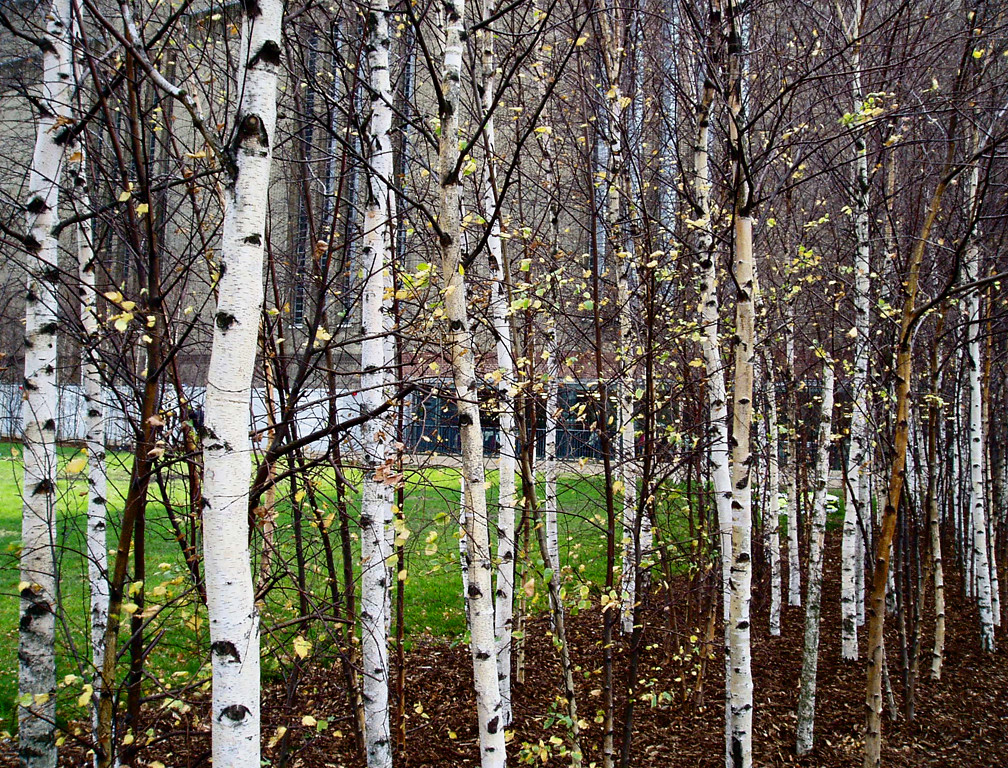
left=540, top=41, right=562, bottom=569
left=201, top=2, right=281, bottom=764
left=764, top=356, right=782, bottom=636
left=926, top=312, right=947, bottom=679
left=359, top=2, right=396, bottom=764
left=595, top=0, right=640, bottom=642
left=478, top=0, right=518, bottom=726
left=796, top=362, right=836, bottom=754
left=727, top=215, right=755, bottom=768
left=726, top=5, right=754, bottom=763
left=843, top=1, right=871, bottom=661
left=963, top=160, right=995, bottom=651
left=19, top=3, right=71, bottom=766
left=864, top=141, right=954, bottom=768
left=783, top=307, right=801, bottom=607
left=67, top=29, right=109, bottom=739
left=519, top=418, right=582, bottom=766
left=583, top=100, right=618, bottom=768
left=439, top=2, right=506, bottom=764
left=688, top=4, right=736, bottom=756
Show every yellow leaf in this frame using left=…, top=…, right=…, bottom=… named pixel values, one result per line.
left=103, top=290, right=123, bottom=303
left=267, top=725, right=287, bottom=749
left=294, top=489, right=306, bottom=504
left=523, top=578, right=535, bottom=598
left=113, top=312, right=134, bottom=333
left=122, top=602, right=139, bottom=615
left=135, top=203, right=149, bottom=215
left=301, top=715, right=317, bottom=727
left=118, top=190, right=131, bottom=202
left=76, top=684, right=93, bottom=708
left=575, top=35, right=588, bottom=46
left=293, top=635, right=311, bottom=659
left=66, top=453, right=88, bottom=474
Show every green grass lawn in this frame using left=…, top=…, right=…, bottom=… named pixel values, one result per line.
left=0, top=443, right=652, bottom=733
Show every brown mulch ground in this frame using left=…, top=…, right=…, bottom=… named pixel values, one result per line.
left=3, top=533, right=1006, bottom=767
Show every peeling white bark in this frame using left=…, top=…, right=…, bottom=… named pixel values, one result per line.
left=965, top=215, right=995, bottom=650
left=359, top=2, right=396, bottom=764
left=438, top=1, right=507, bottom=764
left=842, top=12, right=871, bottom=660
left=728, top=215, right=755, bottom=768
left=764, top=359, right=782, bottom=636
left=796, top=362, right=835, bottom=755
left=783, top=309, right=801, bottom=608
left=68, top=94, right=109, bottom=737
left=20, top=3, right=71, bottom=765
left=201, top=2, right=282, bottom=765
left=478, top=0, right=517, bottom=727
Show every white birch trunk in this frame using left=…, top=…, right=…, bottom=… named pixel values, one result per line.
left=544, top=339, right=560, bottom=570
left=460, top=474, right=470, bottom=622
left=359, top=3, right=395, bottom=764
left=764, top=359, right=782, bottom=636
left=689, top=37, right=736, bottom=754
left=68, top=112, right=109, bottom=735
left=67, top=14, right=108, bottom=729
left=480, top=0, right=517, bottom=725
left=990, top=519, right=1001, bottom=626
left=727, top=215, right=755, bottom=768
left=783, top=308, right=801, bottom=607
left=928, top=393, right=946, bottom=680
left=842, top=12, right=871, bottom=659
left=796, top=362, right=835, bottom=755
left=201, top=3, right=281, bottom=764
left=439, top=2, right=507, bottom=763
left=964, top=160, right=995, bottom=651
left=856, top=466, right=867, bottom=627
left=617, top=242, right=639, bottom=636
left=594, top=12, right=640, bottom=639
left=530, top=0, right=562, bottom=575
left=19, top=3, right=71, bottom=765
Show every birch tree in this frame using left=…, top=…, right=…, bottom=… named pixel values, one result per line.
left=796, top=360, right=835, bottom=755
left=783, top=307, right=801, bottom=607
left=438, top=1, right=507, bottom=764
left=66, top=36, right=109, bottom=734
left=841, top=0, right=870, bottom=661
left=359, top=1, right=396, bottom=764
left=762, top=354, right=782, bottom=636
left=477, top=0, right=518, bottom=726
left=594, top=0, right=641, bottom=642
left=726, top=2, right=754, bottom=763
left=18, top=2, right=72, bottom=765
left=201, top=1, right=282, bottom=765
left=926, top=311, right=947, bottom=679
left=686, top=0, right=738, bottom=754
left=964, top=156, right=996, bottom=652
